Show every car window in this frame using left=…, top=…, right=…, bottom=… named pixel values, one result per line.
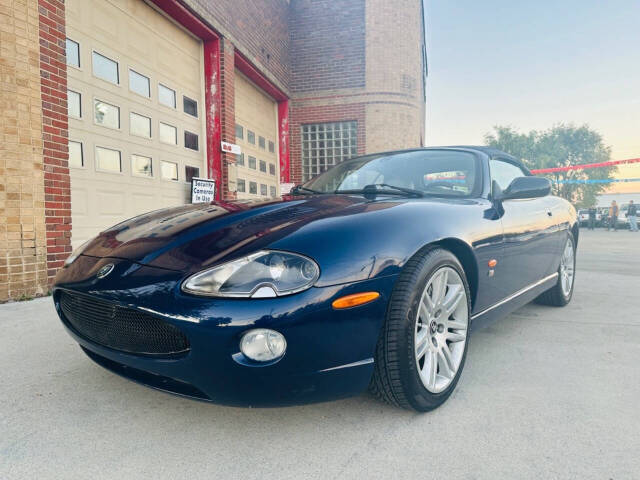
left=489, top=159, right=527, bottom=191
left=304, top=150, right=480, bottom=197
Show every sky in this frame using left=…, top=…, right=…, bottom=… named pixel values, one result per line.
left=424, top=0, right=640, bottom=192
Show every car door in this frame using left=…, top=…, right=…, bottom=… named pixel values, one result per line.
left=490, top=158, right=558, bottom=298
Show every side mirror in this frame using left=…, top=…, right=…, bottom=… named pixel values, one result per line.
left=497, top=176, right=551, bottom=201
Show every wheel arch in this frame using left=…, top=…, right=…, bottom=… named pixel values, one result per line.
left=417, top=238, right=479, bottom=310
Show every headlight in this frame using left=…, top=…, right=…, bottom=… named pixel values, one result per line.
left=181, top=250, right=320, bottom=298
left=64, top=239, right=92, bottom=267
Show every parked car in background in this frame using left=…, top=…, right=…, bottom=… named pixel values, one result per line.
left=578, top=209, right=589, bottom=226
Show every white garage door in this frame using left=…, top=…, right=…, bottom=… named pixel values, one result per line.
left=65, top=0, right=206, bottom=247
left=233, top=71, right=280, bottom=200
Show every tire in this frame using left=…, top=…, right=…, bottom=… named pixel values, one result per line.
left=535, top=232, right=576, bottom=307
left=369, top=247, right=471, bottom=412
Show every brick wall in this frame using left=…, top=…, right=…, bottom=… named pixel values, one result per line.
left=184, top=0, right=289, bottom=93
left=38, top=0, right=71, bottom=283
left=0, top=0, right=48, bottom=301
left=289, top=0, right=365, bottom=92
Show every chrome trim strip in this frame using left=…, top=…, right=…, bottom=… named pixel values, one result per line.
left=319, top=358, right=374, bottom=372
left=471, top=272, right=558, bottom=321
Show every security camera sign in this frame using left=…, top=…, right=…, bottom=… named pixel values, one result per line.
left=191, top=177, right=216, bottom=203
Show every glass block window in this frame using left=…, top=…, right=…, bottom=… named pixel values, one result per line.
left=301, top=121, right=357, bottom=181
left=268, top=140, right=275, bottom=153
left=66, top=39, right=80, bottom=68
left=249, top=181, right=257, bottom=194
left=69, top=141, right=83, bottom=168
left=248, top=156, right=256, bottom=169
left=260, top=184, right=267, bottom=196
left=237, top=178, right=246, bottom=193
left=236, top=153, right=245, bottom=166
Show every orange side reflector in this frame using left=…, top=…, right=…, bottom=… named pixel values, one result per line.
left=332, top=291, right=380, bottom=309
left=488, top=259, right=498, bottom=268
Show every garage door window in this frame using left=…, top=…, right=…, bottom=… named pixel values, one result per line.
left=183, top=96, right=198, bottom=117
left=236, top=153, right=245, bottom=166
left=69, top=141, right=83, bottom=168
left=66, top=39, right=80, bottom=68
left=235, top=124, right=244, bottom=140
left=247, top=130, right=256, bottom=145
left=302, top=121, right=357, bottom=181
left=161, top=161, right=178, bottom=181
left=260, top=184, right=267, bottom=196
left=92, top=51, right=119, bottom=84
left=269, top=141, right=275, bottom=153
left=94, top=100, right=120, bottom=129
left=269, top=163, right=276, bottom=176
left=259, top=160, right=267, bottom=173
left=95, top=146, right=121, bottom=173
left=68, top=90, right=81, bottom=118
left=159, top=84, right=176, bottom=108
left=237, top=178, right=246, bottom=192
left=248, top=156, right=256, bottom=169
left=270, top=186, right=276, bottom=197
left=130, top=112, right=151, bottom=138
left=159, top=122, right=177, bottom=145
left=184, top=131, right=199, bottom=151
left=129, top=70, right=150, bottom=98
left=131, top=154, right=152, bottom=177
left=185, top=166, right=199, bottom=183
left=259, top=136, right=266, bottom=149
left=249, top=181, right=257, bottom=194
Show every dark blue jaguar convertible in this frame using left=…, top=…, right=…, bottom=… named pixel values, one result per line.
left=53, top=147, right=578, bottom=411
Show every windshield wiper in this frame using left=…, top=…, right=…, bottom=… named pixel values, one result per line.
left=335, top=183, right=424, bottom=198
left=290, top=185, right=326, bottom=195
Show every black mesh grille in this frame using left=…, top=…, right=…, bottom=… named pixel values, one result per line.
left=59, top=291, right=190, bottom=356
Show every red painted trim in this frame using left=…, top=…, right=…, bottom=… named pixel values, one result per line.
left=204, top=39, right=222, bottom=199
left=147, top=0, right=218, bottom=40
left=278, top=100, right=290, bottom=183
left=234, top=51, right=288, bottom=102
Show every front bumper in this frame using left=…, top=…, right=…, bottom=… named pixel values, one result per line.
left=53, top=255, right=397, bottom=407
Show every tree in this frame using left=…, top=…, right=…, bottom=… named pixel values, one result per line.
left=484, top=124, right=614, bottom=207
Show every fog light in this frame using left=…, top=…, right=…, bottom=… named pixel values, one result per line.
left=240, top=329, right=287, bottom=362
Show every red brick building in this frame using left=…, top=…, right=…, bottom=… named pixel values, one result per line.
left=0, top=0, right=426, bottom=301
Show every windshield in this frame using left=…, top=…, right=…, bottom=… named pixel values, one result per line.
left=302, top=150, right=480, bottom=197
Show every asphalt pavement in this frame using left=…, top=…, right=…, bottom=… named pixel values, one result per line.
left=1, top=229, right=639, bottom=479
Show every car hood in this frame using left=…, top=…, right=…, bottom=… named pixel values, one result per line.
left=81, top=195, right=404, bottom=273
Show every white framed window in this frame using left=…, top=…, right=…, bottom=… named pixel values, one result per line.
left=161, top=160, right=178, bottom=181
left=183, top=96, right=198, bottom=117
left=260, top=184, right=267, bottom=196
left=159, top=122, right=177, bottom=145
left=268, top=140, right=275, bottom=153
left=68, top=141, right=83, bottom=168
left=248, top=156, right=256, bottom=169
left=131, top=154, right=153, bottom=177
left=259, top=136, right=266, bottom=149
left=259, top=160, right=267, bottom=173
left=301, top=121, right=357, bottom=181
left=237, top=178, right=246, bottom=192
left=94, top=99, right=120, bottom=129
left=269, top=163, right=276, bottom=176
left=67, top=90, right=81, bottom=118
left=247, top=130, right=256, bottom=145
left=95, top=146, right=121, bottom=173
left=249, top=181, right=257, bottom=194
left=129, top=69, right=150, bottom=98
left=270, top=185, right=276, bottom=197
left=130, top=112, right=151, bottom=138
left=92, top=51, right=119, bottom=84
left=66, top=39, right=80, bottom=68
left=235, top=124, right=244, bottom=140
left=158, top=84, right=176, bottom=108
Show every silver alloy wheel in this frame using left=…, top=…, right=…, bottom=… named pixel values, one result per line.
left=560, top=237, right=575, bottom=297
left=414, top=266, right=469, bottom=393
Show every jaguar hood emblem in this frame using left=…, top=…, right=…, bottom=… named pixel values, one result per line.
left=96, top=263, right=115, bottom=279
